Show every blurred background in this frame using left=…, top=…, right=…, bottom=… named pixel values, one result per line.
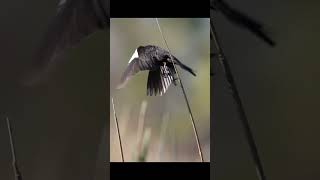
left=212, top=0, right=320, bottom=179
left=0, top=0, right=107, bottom=179
left=110, top=18, right=210, bottom=162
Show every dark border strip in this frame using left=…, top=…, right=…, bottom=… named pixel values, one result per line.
left=110, top=0, right=210, bottom=18
left=111, top=162, right=210, bottom=179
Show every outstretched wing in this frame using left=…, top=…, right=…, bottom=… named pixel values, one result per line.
left=147, top=66, right=174, bottom=96
left=24, top=0, right=106, bottom=85
left=117, top=58, right=157, bottom=89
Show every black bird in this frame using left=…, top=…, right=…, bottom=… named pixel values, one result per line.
left=23, top=0, right=109, bottom=85
left=117, top=45, right=196, bottom=96
left=211, top=0, right=275, bottom=46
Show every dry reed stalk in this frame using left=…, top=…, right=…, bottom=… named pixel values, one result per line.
left=111, top=97, right=124, bottom=162
left=210, top=21, right=266, bottom=180
left=6, top=117, right=23, bottom=180
left=137, top=128, right=152, bottom=162
left=155, top=18, right=204, bottom=162
left=136, top=100, right=148, bottom=157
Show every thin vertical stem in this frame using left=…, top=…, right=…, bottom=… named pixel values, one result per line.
left=111, top=97, right=124, bottom=162
left=210, top=21, right=266, bottom=180
left=155, top=18, right=204, bottom=162
left=6, top=117, right=23, bottom=180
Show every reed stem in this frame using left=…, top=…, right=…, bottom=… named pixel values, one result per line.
left=210, top=20, right=266, bottom=180
left=6, top=117, right=23, bottom=180
left=155, top=18, right=204, bottom=162
left=111, top=97, right=124, bottom=162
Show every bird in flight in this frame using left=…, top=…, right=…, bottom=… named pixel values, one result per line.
left=117, top=45, right=196, bottom=96
left=23, top=0, right=109, bottom=86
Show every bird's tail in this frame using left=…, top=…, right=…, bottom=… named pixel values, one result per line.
left=173, top=58, right=196, bottom=76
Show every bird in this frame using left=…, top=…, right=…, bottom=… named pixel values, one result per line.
left=23, top=0, right=109, bottom=86
left=116, top=45, right=196, bottom=96
left=211, top=0, right=275, bottom=47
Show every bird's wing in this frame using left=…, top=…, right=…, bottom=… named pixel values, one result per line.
left=24, top=0, right=105, bottom=85
left=147, top=66, right=173, bottom=96
left=117, top=58, right=157, bottom=89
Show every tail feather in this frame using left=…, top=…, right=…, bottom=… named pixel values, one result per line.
left=179, top=63, right=196, bottom=76
left=173, top=58, right=196, bottom=76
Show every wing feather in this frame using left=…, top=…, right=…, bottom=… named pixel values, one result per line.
left=117, top=58, right=157, bottom=89
left=147, top=66, right=173, bottom=96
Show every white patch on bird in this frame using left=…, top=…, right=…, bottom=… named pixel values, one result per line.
left=128, top=49, right=139, bottom=64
